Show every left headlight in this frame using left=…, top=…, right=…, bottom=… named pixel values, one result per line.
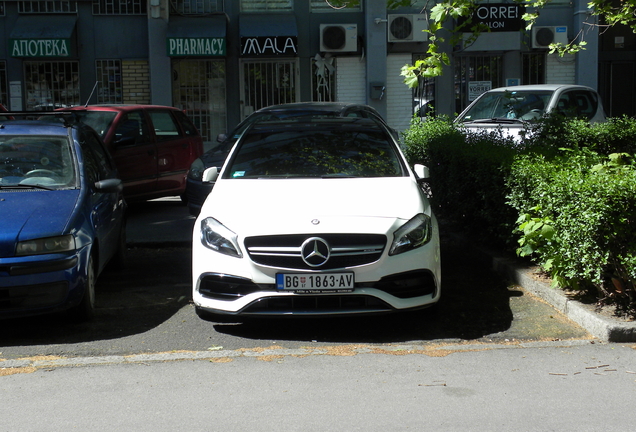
left=389, top=214, right=432, bottom=256
left=16, top=234, right=76, bottom=256
left=200, top=217, right=243, bottom=258
left=188, top=158, right=205, bottom=181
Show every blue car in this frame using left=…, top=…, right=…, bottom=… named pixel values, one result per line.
left=0, top=114, right=126, bottom=321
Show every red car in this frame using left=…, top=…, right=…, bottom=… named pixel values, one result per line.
left=62, top=105, right=203, bottom=202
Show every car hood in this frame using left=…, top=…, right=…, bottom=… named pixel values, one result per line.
left=199, top=177, right=429, bottom=236
left=0, top=190, right=80, bottom=257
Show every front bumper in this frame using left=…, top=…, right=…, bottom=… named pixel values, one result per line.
left=0, top=249, right=88, bottom=319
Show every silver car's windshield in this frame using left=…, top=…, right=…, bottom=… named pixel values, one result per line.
left=460, top=91, right=553, bottom=122
left=0, top=136, right=77, bottom=189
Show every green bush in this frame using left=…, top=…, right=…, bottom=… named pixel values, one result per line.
left=403, top=114, right=636, bottom=315
left=507, top=150, right=636, bottom=313
left=404, top=116, right=521, bottom=247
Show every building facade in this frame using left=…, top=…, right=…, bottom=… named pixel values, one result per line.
left=0, top=0, right=632, bottom=148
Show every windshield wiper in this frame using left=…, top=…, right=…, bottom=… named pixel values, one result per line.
left=0, top=184, right=56, bottom=191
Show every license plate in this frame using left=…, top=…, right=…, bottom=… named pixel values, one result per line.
left=276, top=272, right=354, bottom=293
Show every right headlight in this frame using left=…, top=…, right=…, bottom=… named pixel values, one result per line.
left=188, top=158, right=205, bottom=181
left=200, top=217, right=243, bottom=258
left=389, top=214, right=432, bottom=256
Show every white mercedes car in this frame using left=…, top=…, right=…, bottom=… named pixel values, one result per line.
left=192, top=116, right=441, bottom=319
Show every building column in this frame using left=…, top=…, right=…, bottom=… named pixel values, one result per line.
left=365, top=0, right=388, bottom=118
left=574, top=0, right=599, bottom=88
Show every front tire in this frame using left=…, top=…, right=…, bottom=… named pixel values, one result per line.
left=67, top=254, right=96, bottom=322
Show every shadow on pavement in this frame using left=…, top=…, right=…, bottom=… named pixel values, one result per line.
left=211, top=233, right=522, bottom=344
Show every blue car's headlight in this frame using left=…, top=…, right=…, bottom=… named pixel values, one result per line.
left=389, top=214, right=432, bottom=256
left=16, top=234, right=76, bottom=256
left=188, top=158, right=205, bottom=181
left=200, top=217, right=242, bottom=258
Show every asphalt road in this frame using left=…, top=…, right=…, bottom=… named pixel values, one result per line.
left=0, top=198, right=591, bottom=360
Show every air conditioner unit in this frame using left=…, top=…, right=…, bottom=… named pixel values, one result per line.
left=320, top=24, right=358, bottom=52
left=388, top=14, right=428, bottom=43
left=532, top=26, right=568, bottom=49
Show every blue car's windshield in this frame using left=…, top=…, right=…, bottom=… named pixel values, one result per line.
left=0, top=136, right=77, bottom=189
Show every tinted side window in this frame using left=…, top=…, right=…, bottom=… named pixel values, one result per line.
left=556, top=91, right=599, bottom=120
left=173, top=110, right=199, bottom=137
left=81, top=130, right=113, bottom=183
left=149, top=111, right=182, bottom=141
left=114, top=111, right=150, bottom=145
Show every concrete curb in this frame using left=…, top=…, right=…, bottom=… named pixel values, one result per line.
left=491, top=255, right=636, bottom=342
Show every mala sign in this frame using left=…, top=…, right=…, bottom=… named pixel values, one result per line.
left=167, top=38, right=226, bottom=57
left=10, top=39, right=70, bottom=57
left=459, top=3, right=525, bottom=32
left=241, top=36, right=298, bottom=56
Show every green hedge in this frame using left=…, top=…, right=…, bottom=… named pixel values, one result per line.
left=403, top=114, right=636, bottom=314
left=507, top=151, right=636, bottom=311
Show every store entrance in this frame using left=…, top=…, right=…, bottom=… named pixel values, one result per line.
left=239, top=59, right=300, bottom=120
left=172, top=59, right=226, bottom=150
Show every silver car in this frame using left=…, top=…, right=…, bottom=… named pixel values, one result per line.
left=455, top=84, right=606, bottom=138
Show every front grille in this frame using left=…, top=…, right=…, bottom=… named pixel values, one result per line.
left=241, top=295, right=393, bottom=315
left=245, top=233, right=386, bottom=270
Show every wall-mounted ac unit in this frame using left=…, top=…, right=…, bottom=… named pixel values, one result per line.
left=532, top=26, right=568, bottom=49
left=388, top=14, right=428, bottom=42
left=320, top=24, right=358, bottom=52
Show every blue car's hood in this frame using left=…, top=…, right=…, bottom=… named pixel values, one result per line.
left=0, top=190, right=80, bottom=257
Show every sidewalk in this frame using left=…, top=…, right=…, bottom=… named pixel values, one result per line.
left=126, top=198, right=636, bottom=342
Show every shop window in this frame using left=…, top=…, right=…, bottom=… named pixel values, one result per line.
left=0, top=62, right=7, bottom=109
left=24, top=61, right=79, bottom=111
left=312, top=54, right=335, bottom=101
left=172, top=59, right=226, bottom=147
left=96, top=60, right=122, bottom=104
left=454, top=55, right=503, bottom=113
left=241, top=0, right=292, bottom=12
left=92, top=0, right=146, bottom=15
left=522, top=52, right=546, bottom=85
left=18, top=1, right=77, bottom=13
left=171, top=0, right=223, bottom=14
left=240, top=59, right=298, bottom=119
left=311, top=0, right=361, bottom=11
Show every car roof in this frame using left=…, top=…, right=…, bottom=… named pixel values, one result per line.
left=0, top=117, right=83, bottom=136
left=480, top=84, right=596, bottom=93
left=254, top=102, right=381, bottom=115
left=247, top=116, right=386, bottom=132
left=62, top=104, right=184, bottom=112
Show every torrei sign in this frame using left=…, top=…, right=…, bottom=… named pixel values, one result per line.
left=10, top=39, right=70, bottom=57
left=459, top=3, right=525, bottom=32
left=167, top=37, right=226, bottom=57
left=241, top=36, right=298, bottom=56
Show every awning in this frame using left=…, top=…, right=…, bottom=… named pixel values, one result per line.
left=166, top=15, right=227, bottom=57
left=239, top=14, right=298, bottom=56
left=10, top=15, right=77, bottom=58
left=239, top=14, right=298, bottom=38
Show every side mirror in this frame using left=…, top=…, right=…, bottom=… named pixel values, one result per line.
left=95, top=178, right=123, bottom=193
left=413, top=164, right=430, bottom=183
left=202, top=166, right=219, bottom=183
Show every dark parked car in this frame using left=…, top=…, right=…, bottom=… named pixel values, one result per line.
left=185, top=102, right=397, bottom=215
left=0, top=112, right=126, bottom=320
left=61, top=105, right=204, bottom=202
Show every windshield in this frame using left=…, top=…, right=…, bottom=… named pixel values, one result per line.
left=0, top=136, right=77, bottom=189
left=460, top=90, right=553, bottom=122
left=74, top=111, right=117, bottom=138
left=224, top=124, right=406, bottom=179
